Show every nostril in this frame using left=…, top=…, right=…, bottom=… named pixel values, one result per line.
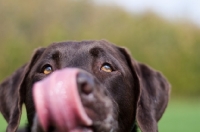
left=77, top=72, right=94, bottom=95
left=80, top=82, right=93, bottom=95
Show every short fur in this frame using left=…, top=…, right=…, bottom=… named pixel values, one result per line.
left=0, top=40, right=170, bottom=132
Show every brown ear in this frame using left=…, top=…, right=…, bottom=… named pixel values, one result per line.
left=0, top=47, right=45, bottom=132
left=119, top=48, right=171, bottom=132
left=136, top=63, right=171, bottom=132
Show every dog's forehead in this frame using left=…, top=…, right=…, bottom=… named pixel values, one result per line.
left=45, top=40, right=120, bottom=57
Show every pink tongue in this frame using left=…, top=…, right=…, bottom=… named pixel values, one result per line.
left=33, top=68, right=92, bottom=132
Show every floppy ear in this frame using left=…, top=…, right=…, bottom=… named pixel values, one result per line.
left=135, top=63, right=171, bottom=132
left=0, top=48, right=45, bottom=132
left=119, top=48, right=171, bottom=132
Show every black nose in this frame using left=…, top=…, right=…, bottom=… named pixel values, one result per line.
left=77, top=71, right=94, bottom=95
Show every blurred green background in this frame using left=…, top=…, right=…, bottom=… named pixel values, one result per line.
left=0, top=0, right=199, bottom=131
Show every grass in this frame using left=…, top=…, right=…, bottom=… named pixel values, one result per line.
left=0, top=107, right=27, bottom=131
left=159, top=98, right=200, bottom=132
left=0, top=99, right=200, bottom=131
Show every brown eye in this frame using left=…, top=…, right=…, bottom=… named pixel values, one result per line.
left=43, top=65, right=53, bottom=75
left=101, top=64, right=113, bottom=72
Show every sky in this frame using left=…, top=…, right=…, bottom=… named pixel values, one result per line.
left=94, top=0, right=200, bottom=26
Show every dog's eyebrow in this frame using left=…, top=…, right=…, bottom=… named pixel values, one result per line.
left=46, top=50, right=62, bottom=69
left=51, top=51, right=61, bottom=60
left=89, top=47, right=104, bottom=57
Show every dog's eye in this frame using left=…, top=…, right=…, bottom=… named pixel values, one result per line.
left=43, top=65, right=53, bottom=75
left=101, top=64, right=113, bottom=72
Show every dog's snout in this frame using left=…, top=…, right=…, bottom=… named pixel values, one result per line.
left=77, top=72, right=94, bottom=95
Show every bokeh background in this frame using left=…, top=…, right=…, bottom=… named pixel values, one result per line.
left=0, top=0, right=200, bottom=131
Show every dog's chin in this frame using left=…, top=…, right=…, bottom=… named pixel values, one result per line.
left=46, top=125, right=94, bottom=132
left=36, top=121, right=117, bottom=132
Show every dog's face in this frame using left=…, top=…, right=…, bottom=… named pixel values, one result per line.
left=0, top=40, right=170, bottom=132
left=26, top=41, right=138, bottom=132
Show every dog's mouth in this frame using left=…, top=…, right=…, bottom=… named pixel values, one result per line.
left=42, top=106, right=99, bottom=132
left=32, top=107, right=96, bottom=132
left=33, top=69, right=94, bottom=132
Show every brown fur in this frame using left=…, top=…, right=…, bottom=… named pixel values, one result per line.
left=0, top=40, right=170, bottom=132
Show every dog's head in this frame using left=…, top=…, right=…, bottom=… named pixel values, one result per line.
left=0, top=40, right=170, bottom=132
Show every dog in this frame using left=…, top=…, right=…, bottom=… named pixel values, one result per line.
left=0, top=40, right=170, bottom=132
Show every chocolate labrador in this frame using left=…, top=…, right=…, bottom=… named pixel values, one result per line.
left=0, top=40, right=170, bottom=132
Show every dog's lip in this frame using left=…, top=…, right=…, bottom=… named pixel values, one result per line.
left=84, top=107, right=98, bottom=121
